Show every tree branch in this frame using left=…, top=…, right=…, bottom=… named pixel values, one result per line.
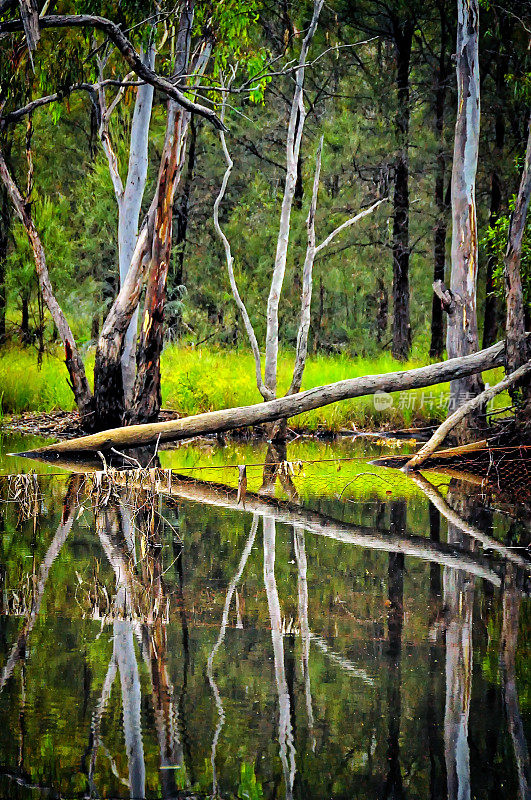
left=213, top=78, right=273, bottom=402
left=314, top=198, right=386, bottom=254
left=0, top=14, right=226, bottom=130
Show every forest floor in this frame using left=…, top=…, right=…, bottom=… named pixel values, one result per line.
left=0, top=343, right=511, bottom=434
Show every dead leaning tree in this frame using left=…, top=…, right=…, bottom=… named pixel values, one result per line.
left=0, top=5, right=221, bottom=432
left=214, top=0, right=385, bottom=440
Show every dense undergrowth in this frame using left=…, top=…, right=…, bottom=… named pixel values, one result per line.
left=0, top=344, right=509, bottom=431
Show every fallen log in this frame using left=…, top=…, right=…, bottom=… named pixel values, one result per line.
left=12, top=338, right=517, bottom=456
left=404, top=360, right=531, bottom=471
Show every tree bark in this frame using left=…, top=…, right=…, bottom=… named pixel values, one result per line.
left=118, top=46, right=156, bottom=406
left=93, top=222, right=152, bottom=429
left=128, top=105, right=190, bottom=424
left=0, top=148, right=94, bottom=425
left=391, top=19, right=414, bottom=361
left=22, top=338, right=514, bottom=455
left=504, top=113, right=531, bottom=395
left=447, top=0, right=483, bottom=437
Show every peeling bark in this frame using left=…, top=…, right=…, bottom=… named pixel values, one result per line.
left=127, top=104, right=190, bottom=424
left=504, top=113, right=531, bottom=399
left=447, top=0, right=483, bottom=437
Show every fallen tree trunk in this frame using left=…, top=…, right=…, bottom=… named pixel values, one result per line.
left=16, top=338, right=521, bottom=456
left=404, top=360, right=531, bottom=471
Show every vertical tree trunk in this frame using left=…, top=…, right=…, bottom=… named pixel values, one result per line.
left=391, top=21, right=414, bottom=361
left=20, top=289, right=30, bottom=343
left=118, top=45, right=156, bottom=406
left=443, top=485, right=474, bottom=800
left=128, top=105, right=190, bottom=424
left=383, top=502, right=405, bottom=799
left=504, top=113, right=531, bottom=421
left=430, top=5, right=450, bottom=359
left=0, top=148, right=94, bottom=425
left=447, top=0, right=482, bottom=438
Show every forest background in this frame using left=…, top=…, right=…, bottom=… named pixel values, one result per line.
left=0, top=0, right=529, bottom=430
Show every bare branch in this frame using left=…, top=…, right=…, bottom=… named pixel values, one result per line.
left=213, top=78, right=273, bottom=402
left=264, top=0, right=324, bottom=397
left=315, top=198, right=386, bottom=254
left=0, top=80, right=144, bottom=127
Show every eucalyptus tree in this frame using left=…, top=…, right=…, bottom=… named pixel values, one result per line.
left=214, top=0, right=385, bottom=439
left=446, top=0, right=482, bottom=436
left=0, top=1, right=259, bottom=430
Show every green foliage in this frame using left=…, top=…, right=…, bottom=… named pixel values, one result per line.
left=238, top=762, right=264, bottom=800
left=480, top=195, right=531, bottom=311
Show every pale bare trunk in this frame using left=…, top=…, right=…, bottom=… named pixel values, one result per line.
left=207, top=514, right=259, bottom=794
left=443, top=489, right=474, bottom=800
left=264, top=0, right=324, bottom=397
left=119, top=46, right=156, bottom=405
left=447, top=0, right=482, bottom=438
left=294, top=525, right=315, bottom=750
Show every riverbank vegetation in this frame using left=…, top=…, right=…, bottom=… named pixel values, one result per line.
left=0, top=0, right=529, bottom=442
left=0, top=344, right=509, bottom=432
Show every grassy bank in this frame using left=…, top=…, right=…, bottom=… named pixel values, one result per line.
left=0, top=344, right=508, bottom=431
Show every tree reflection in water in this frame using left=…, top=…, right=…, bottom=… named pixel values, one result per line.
left=0, top=459, right=529, bottom=799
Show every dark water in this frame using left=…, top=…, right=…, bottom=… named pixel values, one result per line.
left=0, top=433, right=529, bottom=799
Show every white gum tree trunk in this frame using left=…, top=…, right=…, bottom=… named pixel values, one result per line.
left=263, top=0, right=324, bottom=398
left=119, top=47, right=156, bottom=405
left=97, top=45, right=156, bottom=407
left=447, top=0, right=482, bottom=432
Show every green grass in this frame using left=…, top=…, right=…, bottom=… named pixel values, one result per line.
left=0, top=343, right=510, bottom=431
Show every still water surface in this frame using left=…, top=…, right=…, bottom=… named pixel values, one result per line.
left=0, top=433, right=529, bottom=799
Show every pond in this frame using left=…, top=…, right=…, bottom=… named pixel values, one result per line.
left=0, top=432, right=529, bottom=799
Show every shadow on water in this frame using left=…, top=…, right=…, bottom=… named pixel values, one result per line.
left=0, top=436, right=530, bottom=799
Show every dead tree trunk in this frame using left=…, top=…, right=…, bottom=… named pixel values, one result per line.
left=0, top=148, right=95, bottom=425
left=504, top=112, right=531, bottom=410
left=391, top=19, right=414, bottom=361
left=447, top=0, right=482, bottom=439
